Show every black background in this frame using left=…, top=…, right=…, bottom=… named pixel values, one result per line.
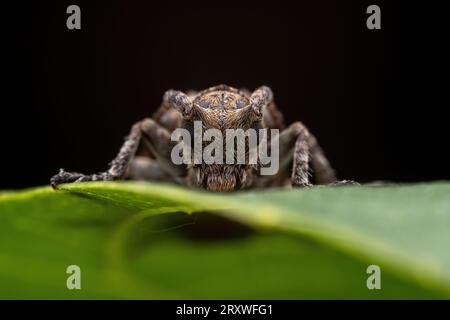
left=1, top=1, right=447, bottom=189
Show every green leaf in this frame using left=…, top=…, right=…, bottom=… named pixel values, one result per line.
left=0, top=181, right=449, bottom=299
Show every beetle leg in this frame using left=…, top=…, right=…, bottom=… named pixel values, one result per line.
left=128, top=156, right=174, bottom=182
left=50, top=117, right=187, bottom=189
left=262, top=101, right=286, bottom=130
left=152, top=100, right=183, bottom=132
left=278, top=122, right=336, bottom=187
left=307, top=133, right=337, bottom=184
left=284, top=122, right=312, bottom=187
left=50, top=121, right=143, bottom=189
left=139, top=118, right=186, bottom=180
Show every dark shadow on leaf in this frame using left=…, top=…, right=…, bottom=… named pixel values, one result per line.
left=176, top=212, right=255, bottom=241
left=121, top=211, right=255, bottom=261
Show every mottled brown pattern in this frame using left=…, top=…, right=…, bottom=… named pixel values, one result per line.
left=51, top=85, right=339, bottom=191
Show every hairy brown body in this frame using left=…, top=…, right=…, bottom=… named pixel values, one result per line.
left=51, top=85, right=338, bottom=191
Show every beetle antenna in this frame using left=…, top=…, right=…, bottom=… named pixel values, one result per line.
left=163, top=90, right=192, bottom=116
left=250, top=86, right=273, bottom=116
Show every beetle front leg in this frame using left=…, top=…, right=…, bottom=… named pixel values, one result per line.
left=128, top=156, right=173, bottom=182
left=139, top=118, right=187, bottom=180
left=278, top=122, right=336, bottom=187
left=280, top=122, right=312, bottom=187
left=50, top=121, right=143, bottom=189
left=307, top=134, right=336, bottom=184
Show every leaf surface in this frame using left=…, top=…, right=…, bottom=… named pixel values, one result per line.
left=1, top=181, right=449, bottom=298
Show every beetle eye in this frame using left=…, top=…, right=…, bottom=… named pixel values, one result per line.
left=199, top=100, right=210, bottom=108
left=236, top=100, right=247, bottom=109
